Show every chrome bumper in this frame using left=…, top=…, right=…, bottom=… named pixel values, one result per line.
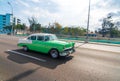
left=59, top=48, right=75, bottom=56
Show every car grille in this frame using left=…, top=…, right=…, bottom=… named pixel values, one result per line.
left=64, top=47, right=73, bottom=51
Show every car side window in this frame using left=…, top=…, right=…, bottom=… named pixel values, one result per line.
left=45, top=36, right=50, bottom=41
left=37, top=36, right=44, bottom=41
left=31, top=36, right=36, bottom=40
left=27, top=37, right=31, bottom=40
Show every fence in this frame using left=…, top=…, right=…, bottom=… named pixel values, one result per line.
left=56, top=34, right=120, bottom=44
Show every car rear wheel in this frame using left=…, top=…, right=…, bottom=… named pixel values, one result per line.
left=50, top=49, right=59, bottom=59
left=23, top=46, right=28, bottom=52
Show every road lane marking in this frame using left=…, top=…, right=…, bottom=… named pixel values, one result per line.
left=7, top=50, right=46, bottom=62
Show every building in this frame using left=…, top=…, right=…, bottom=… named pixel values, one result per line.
left=85, top=32, right=97, bottom=37
left=0, top=13, right=13, bottom=34
left=17, top=19, right=21, bottom=24
left=13, top=17, right=21, bottom=25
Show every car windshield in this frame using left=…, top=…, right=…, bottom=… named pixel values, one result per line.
left=50, top=35, right=58, bottom=40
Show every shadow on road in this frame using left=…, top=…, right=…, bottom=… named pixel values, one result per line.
left=6, top=67, right=40, bottom=81
left=5, top=49, right=73, bottom=69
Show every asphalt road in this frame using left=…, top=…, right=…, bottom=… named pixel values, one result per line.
left=0, top=35, right=120, bottom=81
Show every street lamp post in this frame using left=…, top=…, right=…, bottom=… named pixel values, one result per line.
left=85, top=0, right=91, bottom=43
left=8, top=2, right=14, bottom=35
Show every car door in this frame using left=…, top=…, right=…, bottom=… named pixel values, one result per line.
left=27, top=35, right=37, bottom=51
left=34, top=35, right=48, bottom=53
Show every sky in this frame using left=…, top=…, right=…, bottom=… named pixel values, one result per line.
left=0, top=0, right=120, bottom=31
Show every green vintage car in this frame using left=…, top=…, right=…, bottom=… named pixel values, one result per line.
left=18, top=33, right=75, bottom=58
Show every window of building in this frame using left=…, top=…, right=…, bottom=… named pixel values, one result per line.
left=3, top=24, right=5, bottom=26
left=3, top=18, right=6, bottom=20
left=3, top=16, right=6, bottom=18
left=3, top=21, right=6, bottom=23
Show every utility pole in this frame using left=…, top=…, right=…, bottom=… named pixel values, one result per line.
left=85, top=0, right=91, bottom=43
left=8, top=2, right=14, bottom=35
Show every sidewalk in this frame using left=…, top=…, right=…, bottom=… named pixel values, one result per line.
left=75, top=42, right=120, bottom=53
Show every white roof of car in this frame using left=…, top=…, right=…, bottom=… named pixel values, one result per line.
left=29, top=33, right=54, bottom=36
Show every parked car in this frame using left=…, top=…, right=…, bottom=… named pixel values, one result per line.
left=18, top=33, right=75, bottom=58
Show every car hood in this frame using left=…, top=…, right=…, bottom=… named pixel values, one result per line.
left=48, top=40, right=74, bottom=48
left=48, top=40, right=69, bottom=45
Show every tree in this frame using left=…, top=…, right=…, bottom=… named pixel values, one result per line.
left=99, top=14, right=120, bottom=38
left=28, top=17, right=41, bottom=33
left=62, top=27, right=69, bottom=34
left=61, top=26, right=86, bottom=36
left=13, top=23, right=27, bottom=34
left=54, top=22, right=62, bottom=34
left=101, top=14, right=115, bottom=37
left=48, top=22, right=62, bottom=34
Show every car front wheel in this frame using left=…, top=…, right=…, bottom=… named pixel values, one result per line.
left=50, top=49, right=59, bottom=59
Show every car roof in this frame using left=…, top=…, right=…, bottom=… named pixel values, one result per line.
left=29, top=33, right=54, bottom=36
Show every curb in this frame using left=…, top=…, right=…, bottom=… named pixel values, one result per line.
left=77, top=47, right=120, bottom=54
left=88, top=42, right=120, bottom=47
left=60, top=39, right=120, bottom=47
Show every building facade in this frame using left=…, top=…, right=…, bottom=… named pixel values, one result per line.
left=0, top=13, right=13, bottom=34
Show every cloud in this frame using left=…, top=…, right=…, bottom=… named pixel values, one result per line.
left=11, top=0, right=60, bottom=25
left=38, top=0, right=59, bottom=13
left=50, top=0, right=105, bottom=30
left=30, top=0, right=41, bottom=3
left=16, top=0, right=30, bottom=8
left=108, top=11, right=120, bottom=17
left=1, top=0, right=120, bottom=31
left=20, top=6, right=60, bottom=25
left=90, top=0, right=120, bottom=30
left=109, top=0, right=120, bottom=8
left=94, top=0, right=120, bottom=9
left=18, top=0, right=120, bottom=30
